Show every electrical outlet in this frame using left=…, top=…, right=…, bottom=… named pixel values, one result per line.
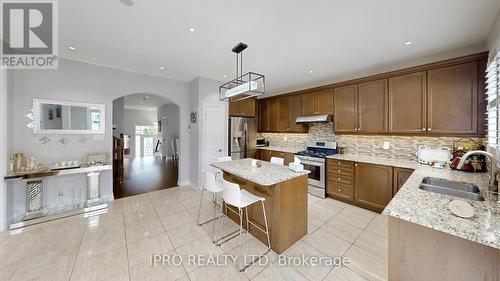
left=383, top=141, right=391, bottom=150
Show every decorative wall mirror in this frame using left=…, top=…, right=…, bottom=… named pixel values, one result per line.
left=33, top=99, right=105, bottom=134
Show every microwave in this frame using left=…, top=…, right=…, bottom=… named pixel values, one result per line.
left=256, top=138, right=268, bottom=147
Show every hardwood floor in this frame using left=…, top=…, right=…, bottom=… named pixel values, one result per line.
left=114, top=156, right=178, bottom=199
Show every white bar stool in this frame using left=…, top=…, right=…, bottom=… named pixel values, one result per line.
left=270, top=157, right=284, bottom=165
left=196, top=170, right=224, bottom=242
left=215, top=179, right=271, bottom=272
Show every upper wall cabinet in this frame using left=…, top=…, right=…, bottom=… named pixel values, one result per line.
left=388, top=72, right=427, bottom=134
left=258, top=95, right=307, bottom=133
left=427, top=62, right=478, bottom=135
left=257, top=53, right=487, bottom=137
left=357, top=79, right=388, bottom=133
left=334, top=85, right=358, bottom=133
left=229, top=98, right=256, bottom=117
left=302, top=89, right=333, bottom=116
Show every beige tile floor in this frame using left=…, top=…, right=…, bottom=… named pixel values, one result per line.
left=0, top=186, right=388, bottom=281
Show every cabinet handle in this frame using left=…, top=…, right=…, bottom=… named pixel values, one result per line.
left=338, top=162, right=341, bottom=165
left=421, top=128, right=426, bottom=131
left=338, top=177, right=341, bottom=180
left=427, top=128, right=432, bottom=131
left=338, top=189, right=341, bottom=192
left=355, top=164, right=358, bottom=167
left=338, top=170, right=341, bottom=172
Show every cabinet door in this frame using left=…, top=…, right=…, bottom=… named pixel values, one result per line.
left=290, top=95, right=306, bottom=132
left=302, top=92, right=317, bottom=116
left=393, top=168, right=414, bottom=196
left=229, top=100, right=242, bottom=117
left=334, top=85, right=358, bottom=132
left=354, top=163, right=393, bottom=213
left=242, top=98, right=256, bottom=117
left=262, top=150, right=272, bottom=162
left=259, top=100, right=270, bottom=132
left=317, top=89, right=334, bottom=115
left=389, top=72, right=427, bottom=133
left=427, top=62, right=478, bottom=134
left=269, top=99, right=279, bottom=132
left=278, top=97, right=291, bottom=131
left=358, top=79, right=388, bottom=133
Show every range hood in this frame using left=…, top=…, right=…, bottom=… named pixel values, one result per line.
left=296, top=114, right=332, bottom=124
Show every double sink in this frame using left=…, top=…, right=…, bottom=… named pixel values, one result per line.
left=419, top=177, right=485, bottom=201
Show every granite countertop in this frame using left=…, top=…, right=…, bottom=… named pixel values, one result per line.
left=326, top=154, right=420, bottom=170
left=385, top=166, right=500, bottom=250
left=256, top=146, right=304, bottom=154
left=211, top=158, right=310, bottom=186
left=325, top=154, right=500, bottom=249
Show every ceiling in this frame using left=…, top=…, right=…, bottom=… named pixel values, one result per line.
left=124, top=94, right=170, bottom=110
left=60, top=0, right=500, bottom=95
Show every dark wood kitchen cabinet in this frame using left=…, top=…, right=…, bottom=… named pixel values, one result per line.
left=278, top=96, right=291, bottom=131
left=290, top=95, right=307, bottom=132
left=427, top=62, right=478, bottom=135
left=302, top=89, right=333, bottom=116
left=257, top=149, right=294, bottom=165
left=259, top=99, right=270, bottom=131
left=229, top=98, right=256, bottom=117
left=354, top=162, right=393, bottom=213
left=357, top=79, right=388, bottom=133
left=269, top=98, right=279, bottom=131
left=393, top=167, right=414, bottom=196
left=389, top=72, right=427, bottom=134
left=327, top=159, right=355, bottom=202
left=334, top=85, right=358, bottom=133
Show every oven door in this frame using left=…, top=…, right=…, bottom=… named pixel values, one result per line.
left=300, top=159, right=325, bottom=188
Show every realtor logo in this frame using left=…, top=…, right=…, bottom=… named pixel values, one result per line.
left=1, top=0, right=58, bottom=69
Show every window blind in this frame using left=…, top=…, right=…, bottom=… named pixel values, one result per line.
left=486, top=52, right=500, bottom=160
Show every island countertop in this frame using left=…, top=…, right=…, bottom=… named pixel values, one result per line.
left=211, top=158, right=310, bottom=186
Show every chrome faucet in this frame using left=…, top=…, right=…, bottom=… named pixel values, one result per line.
left=456, top=150, right=498, bottom=191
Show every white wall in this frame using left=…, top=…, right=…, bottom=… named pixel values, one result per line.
left=189, top=77, right=228, bottom=188
left=9, top=58, right=191, bottom=183
left=0, top=68, right=7, bottom=231
left=158, top=103, right=180, bottom=158
left=3, top=58, right=195, bottom=228
left=488, top=10, right=500, bottom=61
left=123, top=108, right=157, bottom=158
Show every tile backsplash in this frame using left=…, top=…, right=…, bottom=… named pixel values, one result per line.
left=259, top=123, right=484, bottom=161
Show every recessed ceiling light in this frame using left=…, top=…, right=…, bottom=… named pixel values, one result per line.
left=309, top=70, right=314, bottom=74
left=68, top=46, right=76, bottom=51
left=189, top=27, right=196, bottom=32
left=160, top=66, right=166, bottom=70
left=223, top=75, right=227, bottom=78
left=405, top=41, right=412, bottom=45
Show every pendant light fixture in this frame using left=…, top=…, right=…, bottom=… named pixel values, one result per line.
left=219, top=43, right=265, bottom=101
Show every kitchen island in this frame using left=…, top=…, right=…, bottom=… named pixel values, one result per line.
left=211, top=158, right=309, bottom=254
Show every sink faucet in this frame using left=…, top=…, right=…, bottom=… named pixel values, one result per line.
left=456, top=150, right=498, bottom=191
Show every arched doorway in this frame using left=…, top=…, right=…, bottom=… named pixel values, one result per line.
left=112, top=93, right=180, bottom=198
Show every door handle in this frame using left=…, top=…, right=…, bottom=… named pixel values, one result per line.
left=218, top=149, right=222, bottom=152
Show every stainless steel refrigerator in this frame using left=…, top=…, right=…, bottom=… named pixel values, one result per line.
left=229, top=117, right=257, bottom=160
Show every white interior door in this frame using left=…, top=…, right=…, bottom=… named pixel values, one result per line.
left=203, top=104, right=227, bottom=174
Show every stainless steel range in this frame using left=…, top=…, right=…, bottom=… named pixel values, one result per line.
left=295, top=140, right=337, bottom=199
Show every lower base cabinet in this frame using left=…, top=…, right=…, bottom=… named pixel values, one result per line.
left=354, top=163, right=394, bottom=213
left=327, top=160, right=414, bottom=213
left=256, top=149, right=294, bottom=165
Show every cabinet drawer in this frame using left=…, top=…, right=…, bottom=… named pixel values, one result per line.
left=327, top=182, right=353, bottom=200
left=328, top=166, right=353, bottom=176
left=329, top=159, right=354, bottom=169
left=328, top=174, right=354, bottom=186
